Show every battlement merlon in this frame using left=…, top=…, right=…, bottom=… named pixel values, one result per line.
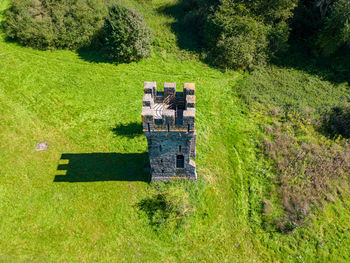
left=184, top=83, right=195, bottom=96
left=141, top=107, right=195, bottom=132
left=143, top=93, right=154, bottom=107
left=164, top=82, right=176, bottom=98
left=144, top=81, right=157, bottom=98
left=162, top=109, right=175, bottom=126
left=143, top=82, right=195, bottom=104
left=142, top=82, right=196, bottom=132
left=183, top=108, right=195, bottom=130
left=185, top=95, right=195, bottom=108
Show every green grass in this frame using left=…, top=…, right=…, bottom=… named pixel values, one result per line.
left=0, top=0, right=350, bottom=262
left=237, top=66, right=350, bottom=117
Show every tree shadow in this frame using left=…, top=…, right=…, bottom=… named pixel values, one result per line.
left=275, top=0, right=350, bottom=86
left=272, top=45, right=350, bottom=85
left=320, top=104, right=350, bottom=139
left=77, top=47, right=114, bottom=64
left=157, top=0, right=203, bottom=53
left=77, top=45, right=141, bottom=65
left=137, top=193, right=170, bottom=230
left=111, top=122, right=143, bottom=138
left=54, top=152, right=151, bottom=182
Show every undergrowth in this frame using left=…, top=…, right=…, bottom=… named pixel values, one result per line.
left=237, top=62, right=350, bottom=241
left=262, top=114, right=350, bottom=233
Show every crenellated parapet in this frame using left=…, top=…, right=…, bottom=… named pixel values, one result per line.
left=141, top=82, right=196, bottom=133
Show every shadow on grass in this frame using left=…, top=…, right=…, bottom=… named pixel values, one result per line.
left=77, top=47, right=116, bottom=64
left=111, top=122, right=143, bottom=138
left=157, top=0, right=202, bottom=53
left=272, top=45, right=350, bottom=85
left=320, top=104, right=350, bottom=139
left=54, top=152, right=151, bottom=182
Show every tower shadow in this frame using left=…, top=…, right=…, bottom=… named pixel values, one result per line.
left=111, top=122, right=143, bottom=138
left=54, top=152, right=151, bottom=183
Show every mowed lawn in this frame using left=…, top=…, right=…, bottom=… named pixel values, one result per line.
left=1, top=0, right=350, bottom=262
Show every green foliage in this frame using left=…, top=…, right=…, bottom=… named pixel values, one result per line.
left=237, top=65, right=350, bottom=116
left=268, top=21, right=291, bottom=56
left=182, top=0, right=298, bottom=69
left=103, top=3, right=152, bottom=62
left=207, top=7, right=268, bottom=69
left=323, top=103, right=350, bottom=138
left=3, top=0, right=106, bottom=50
left=162, top=0, right=302, bottom=69
left=237, top=0, right=298, bottom=23
left=291, top=0, right=350, bottom=56
left=290, top=0, right=321, bottom=48
left=316, top=0, right=350, bottom=55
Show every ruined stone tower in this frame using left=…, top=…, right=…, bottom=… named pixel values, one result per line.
left=141, top=82, right=197, bottom=181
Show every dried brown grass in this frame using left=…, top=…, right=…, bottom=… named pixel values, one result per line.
left=263, top=120, right=350, bottom=233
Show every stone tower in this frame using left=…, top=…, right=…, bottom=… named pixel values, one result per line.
left=141, top=82, right=197, bottom=181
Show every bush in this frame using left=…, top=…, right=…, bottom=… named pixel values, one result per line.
left=198, top=0, right=297, bottom=69
left=268, top=21, right=291, bottom=56
left=208, top=14, right=268, bottom=69
left=3, top=0, right=106, bottom=50
left=103, top=4, right=152, bottom=62
left=316, top=0, right=350, bottom=55
left=323, top=104, right=350, bottom=138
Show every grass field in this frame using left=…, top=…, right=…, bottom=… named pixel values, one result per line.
left=1, top=0, right=350, bottom=262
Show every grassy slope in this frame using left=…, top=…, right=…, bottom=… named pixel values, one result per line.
left=0, top=0, right=349, bottom=262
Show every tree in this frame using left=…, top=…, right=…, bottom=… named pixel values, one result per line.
left=208, top=11, right=268, bottom=69
left=317, top=0, right=350, bottom=55
left=202, top=0, right=298, bottom=69
left=103, top=4, right=152, bottom=62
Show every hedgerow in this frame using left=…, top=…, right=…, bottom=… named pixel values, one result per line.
left=3, top=0, right=106, bottom=50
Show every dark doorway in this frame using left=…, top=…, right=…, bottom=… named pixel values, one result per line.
left=176, top=155, right=184, bottom=168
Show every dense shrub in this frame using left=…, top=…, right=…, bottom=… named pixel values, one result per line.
left=316, top=0, right=350, bottom=55
left=207, top=13, right=268, bottom=69
left=180, top=0, right=298, bottom=69
left=323, top=104, right=350, bottom=138
left=3, top=0, right=106, bottom=50
left=103, top=4, right=152, bottom=62
left=291, top=0, right=350, bottom=56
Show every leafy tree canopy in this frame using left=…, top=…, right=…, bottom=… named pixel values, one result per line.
left=3, top=0, right=106, bottom=50
left=103, top=3, right=152, bottom=62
